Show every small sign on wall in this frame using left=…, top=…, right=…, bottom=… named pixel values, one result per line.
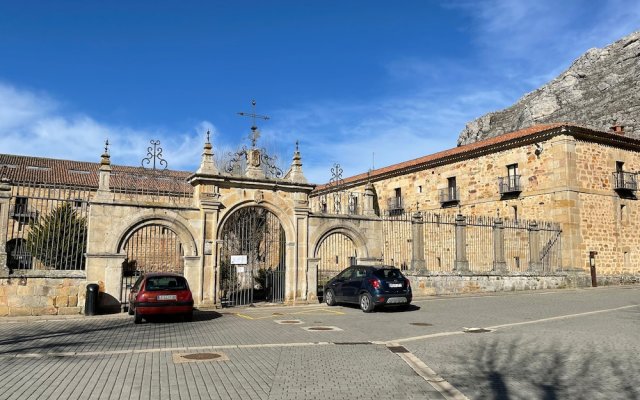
left=231, top=255, right=248, bottom=265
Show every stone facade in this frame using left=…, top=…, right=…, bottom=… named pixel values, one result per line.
left=311, top=124, right=640, bottom=277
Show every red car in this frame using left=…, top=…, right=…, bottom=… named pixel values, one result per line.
left=128, top=272, right=194, bottom=324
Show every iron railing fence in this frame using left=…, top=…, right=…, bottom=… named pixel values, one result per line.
left=382, top=213, right=413, bottom=270
left=6, top=181, right=91, bottom=271
left=466, top=215, right=496, bottom=272
left=316, top=191, right=366, bottom=215
left=110, top=169, right=193, bottom=206
left=422, top=213, right=456, bottom=271
left=381, top=211, right=562, bottom=273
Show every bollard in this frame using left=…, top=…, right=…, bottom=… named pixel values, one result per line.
left=85, top=283, right=100, bottom=316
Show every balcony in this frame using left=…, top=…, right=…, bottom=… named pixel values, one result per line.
left=387, top=197, right=404, bottom=213
left=613, top=171, right=638, bottom=192
left=439, top=187, right=459, bottom=206
left=498, top=175, right=522, bottom=195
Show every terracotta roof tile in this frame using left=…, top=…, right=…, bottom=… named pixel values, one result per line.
left=0, top=154, right=192, bottom=193
left=313, top=123, right=625, bottom=192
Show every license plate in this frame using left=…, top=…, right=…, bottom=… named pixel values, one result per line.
left=387, top=297, right=407, bottom=304
left=157, top=295, right=177, bottom=301
left=389, top=283, right=403, bottom=288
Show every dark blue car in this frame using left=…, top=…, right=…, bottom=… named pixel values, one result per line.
left=324, top=265, right=412, bottom=312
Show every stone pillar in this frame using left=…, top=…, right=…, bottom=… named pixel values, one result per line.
left=307, top=258, right=319, bottom=302
left=199, top=192, right=222, bottom=307
left=454, top=213, right=469, bottom=272
left=411, top=212, right=426, bottom=271
left=294, top=198, right=311, bottom=303
left=528, top=221, right=542, bottom=272
left=183, top=256, right=200, bottom=302
left=85, top=253, right=126, bottom=313
left=0, top=179, right=11, bottom=273
left=492, top=218, right=507, bottom=273
left=363, top=182, right=376, bottom=216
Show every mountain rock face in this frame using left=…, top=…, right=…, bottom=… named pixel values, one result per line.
left=458, top=30, right=640, bottom=145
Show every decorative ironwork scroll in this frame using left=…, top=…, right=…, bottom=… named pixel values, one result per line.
left=224, top=146, right=283, bottom=179
left=329, top=163, right=344, bottom=213
left=141, top=140, right=168, bottom=171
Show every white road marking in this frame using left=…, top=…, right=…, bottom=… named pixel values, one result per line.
left=486, top=304, right=639, bottom=330
left=389, top=304, right=639, bottom=343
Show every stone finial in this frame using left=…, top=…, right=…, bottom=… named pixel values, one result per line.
left=196, top=130, right=219, bottom=175
left=100, top=139, right=111, bottom=166
left=97, top=139, right=112, bottom=193
left=285, top=140, right=307, bottom=183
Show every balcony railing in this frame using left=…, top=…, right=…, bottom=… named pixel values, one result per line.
left=387, top=197, right=404, bottom=211
left=498, top=175, right=522, bottom=195
left=439, top=187, right=459, bottom=204
left=613, top=171, right=638, bottom=191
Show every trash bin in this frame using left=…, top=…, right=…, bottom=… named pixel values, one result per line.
left=85, top=283, right=100, bottom=316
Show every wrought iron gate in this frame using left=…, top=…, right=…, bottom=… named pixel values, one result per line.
left=120, top=224, right=184, bottom=305
left=315, top=232, right=357, bottom=298
left=220, top=207, right=286, bottom=307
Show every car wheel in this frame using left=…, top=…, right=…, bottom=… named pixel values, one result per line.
left=359, top=293, right=375, bottom=313
left=133, top=308, right=143, bottom=324
left=325, top=289, right=337, bottom=306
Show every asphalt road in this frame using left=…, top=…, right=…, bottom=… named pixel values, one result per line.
left=0, top=286, right=638, bottom=400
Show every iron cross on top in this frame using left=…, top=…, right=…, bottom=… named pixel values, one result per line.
left=237, top=99, right=270, bottom=147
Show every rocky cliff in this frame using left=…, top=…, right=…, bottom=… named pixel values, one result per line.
left=458, top=31, right=640, bottom=145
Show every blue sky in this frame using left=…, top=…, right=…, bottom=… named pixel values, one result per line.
left=1, top=1, right=639, bottom=184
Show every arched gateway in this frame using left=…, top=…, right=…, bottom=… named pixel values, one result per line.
left=219, top=206, right=286, bottom=306
left=84, top=128, right=378, bottom=311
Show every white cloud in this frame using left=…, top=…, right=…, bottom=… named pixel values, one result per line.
left=265, top=87, right=512, bottom=184
left=0, top=81, right=208, bottom=171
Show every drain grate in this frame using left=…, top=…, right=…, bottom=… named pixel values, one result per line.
left=173, top=352, right=229, bottom=363
left=303, top=326, right=343, bottom=332
left=272, top=312, right=284, bottom=316
left=387, top=345, right=410, bottom=354
left=410, top=322, right=433, bottom=327
left=463, top=327, right=492, bottom=333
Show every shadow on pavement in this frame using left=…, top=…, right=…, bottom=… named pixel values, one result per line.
left=140, top=310, right=223, bottom=324
left=448, top=336, right=640, bottom=399
left=337, top=303, right=421, bottom=313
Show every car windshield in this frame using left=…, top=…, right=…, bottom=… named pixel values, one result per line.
left=373, top=268, right=403, bottom=280
left=145, top=276, right=187, bottom=291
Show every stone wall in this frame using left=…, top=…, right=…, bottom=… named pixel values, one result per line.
left=0, top=272, right=86, bottom=316
left=407, top=271, right=639, bottom=296
left=574, top=139, right=640, bottom=275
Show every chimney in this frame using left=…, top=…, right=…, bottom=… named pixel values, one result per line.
left=610, top=125, right=625, bottom=135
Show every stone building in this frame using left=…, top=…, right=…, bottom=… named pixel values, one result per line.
left=312, top=123, right=640, bottom=276
left=1, top=122, right=638, bottom=316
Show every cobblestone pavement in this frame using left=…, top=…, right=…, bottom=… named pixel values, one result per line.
left=1, top=286, right=638, bottom=400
